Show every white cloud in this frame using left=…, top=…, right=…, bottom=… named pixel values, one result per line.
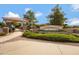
left=66, top=18, right=79, bottom=26
left=25, top=8, right=43, bottom=17
left=35, top=12, right=43, bottom=17
left=4, top=11, right=20, bottom=18
left=25, top=8, right=32, bottom=12
left=71, top=4, right=79, bottom=12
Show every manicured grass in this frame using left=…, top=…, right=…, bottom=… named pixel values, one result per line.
left=23, top=30, right=79, bottom=42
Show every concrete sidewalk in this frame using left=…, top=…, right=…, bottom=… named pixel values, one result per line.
left=0, top=31, right=22, bottom=43
left=0, top=36, right=79, bottom=55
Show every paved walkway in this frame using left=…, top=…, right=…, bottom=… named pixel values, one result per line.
left=0, top=31, right=22, bottom=43
left=0, top=36, right=79, bottom=55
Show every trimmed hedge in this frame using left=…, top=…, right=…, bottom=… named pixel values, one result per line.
left=23, top=31, right=79, bottom=42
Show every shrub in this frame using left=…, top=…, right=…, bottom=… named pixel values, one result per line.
left=23, top=31, right=79, bottom=42
left=14, top=23, right=21, bottom=28
left=0, top=22, right=5, bottom=27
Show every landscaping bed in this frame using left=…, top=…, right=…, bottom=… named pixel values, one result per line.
left=23, top=30, right=79, bottom=42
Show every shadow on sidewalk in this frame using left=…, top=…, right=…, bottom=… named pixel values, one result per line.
left=0, top=37, right=22, bottom=44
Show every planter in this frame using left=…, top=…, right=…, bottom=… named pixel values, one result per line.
left=3, top=27, right=9, bottom=34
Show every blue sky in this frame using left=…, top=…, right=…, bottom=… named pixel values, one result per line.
left=0, top=4, right=79, bottom=26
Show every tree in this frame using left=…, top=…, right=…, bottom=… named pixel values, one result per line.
left=24, top=10, right=37, bottom=26
left=24, top=10, right=37, bottom=30
left=48, top=5, right=67, bottom=26
left=0, top=22, right=5, bottom=27
left=63, top=24, right=68, bottom=28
